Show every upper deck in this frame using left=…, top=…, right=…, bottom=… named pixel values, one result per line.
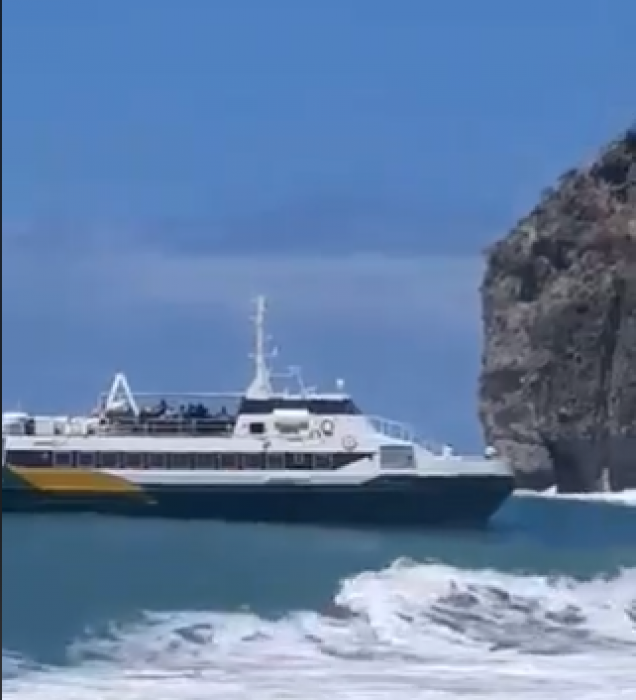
left=1, top=296, right=445, bottom=455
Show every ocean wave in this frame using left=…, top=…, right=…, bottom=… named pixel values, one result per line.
left=3, top=562, right=635, bottom=699
left=1, top=652, right=42, bottom=682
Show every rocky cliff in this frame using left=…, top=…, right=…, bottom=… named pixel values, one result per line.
left=480, top=126, right=636, bottom=492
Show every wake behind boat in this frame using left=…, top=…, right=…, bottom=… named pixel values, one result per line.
left=1, top=297, right=514, bottom=527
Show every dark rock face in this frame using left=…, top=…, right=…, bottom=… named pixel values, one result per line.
left=479, top=127, right=636, bottom=492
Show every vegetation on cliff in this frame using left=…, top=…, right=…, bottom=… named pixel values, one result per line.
left=480, top=126, right=636, bottom=492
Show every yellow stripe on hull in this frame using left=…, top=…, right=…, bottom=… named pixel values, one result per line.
left=9, top=467, right=143, bottom=493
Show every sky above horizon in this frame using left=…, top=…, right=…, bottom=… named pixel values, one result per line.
left=2, top=0, right=634, bottom=448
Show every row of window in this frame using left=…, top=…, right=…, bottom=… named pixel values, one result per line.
left=7, top=449, right=367, bottom=471
left=238, top=398, right=361, bottom=415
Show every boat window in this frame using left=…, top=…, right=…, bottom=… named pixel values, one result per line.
left=171, top=453, right=194, bottom=469
left=309, top=400, right=361, bottom=415
left=287, top=453, right=311, bottom=469
left=266, top=453, right=284, bottom=470
left=239, top=398, right=361, bottom=415
left=54, top=451, right=73, bottom=467
left=249, top=422, right=265, bottom=435
left=125, top=452, right=144, bottom=469
left=196, top=453, right=218, bottom=469
left=76, top=451, right=95, bottom=468
left=146, top=453, right=167, bottom=468
left=379, top=445, right=415, bottom=469
left=243, top=452, right=262, bottom=469
left=219, top=452, right=237, bottom=469
left=313, top=453, right=333, bottom=470
left=6, top=450, right=48, bottom=467
left=100, top=452, right=121, bottom=468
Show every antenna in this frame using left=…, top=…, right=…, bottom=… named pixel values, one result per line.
left=246, top=295, right=273, bottom=398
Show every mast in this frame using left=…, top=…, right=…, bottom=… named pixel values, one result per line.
left=246, top=295, right=273, bottom=398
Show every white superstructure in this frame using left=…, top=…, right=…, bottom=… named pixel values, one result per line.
left=2, top=296, right=510, bottom=486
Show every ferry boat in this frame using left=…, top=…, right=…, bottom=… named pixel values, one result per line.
left=1, top=297, right=514, bottom=527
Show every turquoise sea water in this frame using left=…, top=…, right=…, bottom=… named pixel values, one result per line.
left=3, top=493, right=635, bottom=699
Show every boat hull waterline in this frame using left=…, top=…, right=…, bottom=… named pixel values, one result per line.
left=1, top=468, right=514, bottom=527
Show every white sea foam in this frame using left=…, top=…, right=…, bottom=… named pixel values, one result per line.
left=3, top=562, right=636, bottom=699
left=517, top=488, right=636, bottom=506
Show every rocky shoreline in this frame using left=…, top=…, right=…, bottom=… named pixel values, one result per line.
left=479, top=126, right=636, bottom=493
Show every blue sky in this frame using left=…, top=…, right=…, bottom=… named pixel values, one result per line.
left=2, top=0, right=633, bottom=447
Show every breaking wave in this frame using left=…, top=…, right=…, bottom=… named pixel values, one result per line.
left=518, top=489, right=636, bottom=507
left=4, top=561, right=635, bottom=699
